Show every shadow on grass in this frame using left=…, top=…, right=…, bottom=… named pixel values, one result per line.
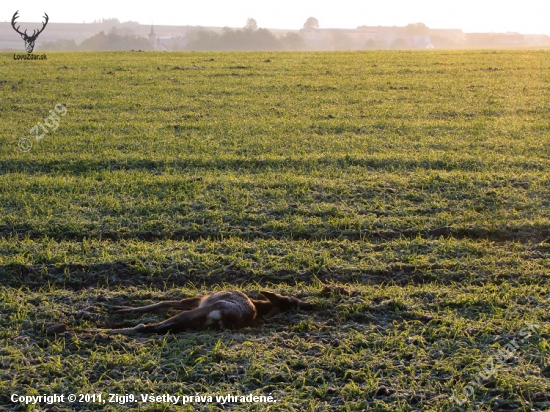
left=1, top=223, right=549, bottom=244
left=2, top=257, right=543, bottom=291
left=0, top=155, right=537, bottom=175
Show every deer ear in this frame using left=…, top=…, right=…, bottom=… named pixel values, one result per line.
left=259, top=291, right=279, bottom=302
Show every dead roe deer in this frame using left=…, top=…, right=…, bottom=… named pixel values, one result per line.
left=87, top=290, right=313, bottom=334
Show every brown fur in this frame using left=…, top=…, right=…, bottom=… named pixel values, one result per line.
left=86, top=290, right=313, bottom=334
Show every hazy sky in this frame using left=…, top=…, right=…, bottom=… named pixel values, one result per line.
left=2, top=0, right=549, bottom=35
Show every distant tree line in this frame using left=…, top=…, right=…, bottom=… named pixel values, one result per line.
left=186, top=28, right=303, bottom=51
left=40, top=20, right=304, bottom=52
left=41, top=29, right=153, bottom=51
left=35, top=16, right=550, bottom=52
left=185, top=19, right=304, bottom=51
left=92, top=18, right=121, bottom=25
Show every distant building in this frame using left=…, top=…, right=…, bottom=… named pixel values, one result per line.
left=147, top=24, right=170, bottom=50
left=523, top=34, right=550, bottom=46
left=410, top=35, right=431, bottom=47
left=300, top=25, right=444, bottom=50
left=430, top=29, right=465, bottom=42
left=300, top=26, right=386, bottom=50
left=0, top=20, right=547, bottom=51
left=466, top=32, right=526, bottom=48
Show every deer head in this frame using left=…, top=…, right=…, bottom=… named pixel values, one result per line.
left=11, top=11, right=49, bottom=53
left=258, top=290, right=314, bottom=318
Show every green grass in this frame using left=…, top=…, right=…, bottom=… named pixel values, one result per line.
left=0, top=50, right=549, bottom=411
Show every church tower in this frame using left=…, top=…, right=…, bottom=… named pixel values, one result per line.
left=148, top=24, right=156, bottom=43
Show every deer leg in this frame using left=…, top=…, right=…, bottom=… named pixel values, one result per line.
left=264, top=306, right=282, bottom=319
left=113, top=297, right=202, bottom=314
left=138, top=305, right=224, bottom=333
left=92, top=303, right=226, bottom=334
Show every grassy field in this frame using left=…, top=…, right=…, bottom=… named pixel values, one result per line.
left=0, top=50, right=549, bottom=411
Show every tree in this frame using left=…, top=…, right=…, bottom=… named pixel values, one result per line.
left=41, top=39, right=78, bottom=51
left=79, top=31, right=153, bottom=51
left=431, top=35, right=454, bottom=48
left=101, top=18, right=120, bottom=25
left=403, top=23, right=430, bottom=36
left=365, top=39, right=376, bottom=50
left=390, top=38, right=408, bottom=49
left=186, top=30, right=221, bottom=50
left=252, top=28, right=280, bottom=50
left=330, top=30, right=352, bottom=50
left=280, top=32, right=305, bottom=50
left=186, top=27, right=282, bottom=51
left=303, top=17, right=319, bottom=29
left=244, top=18, right=258, bottom=31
